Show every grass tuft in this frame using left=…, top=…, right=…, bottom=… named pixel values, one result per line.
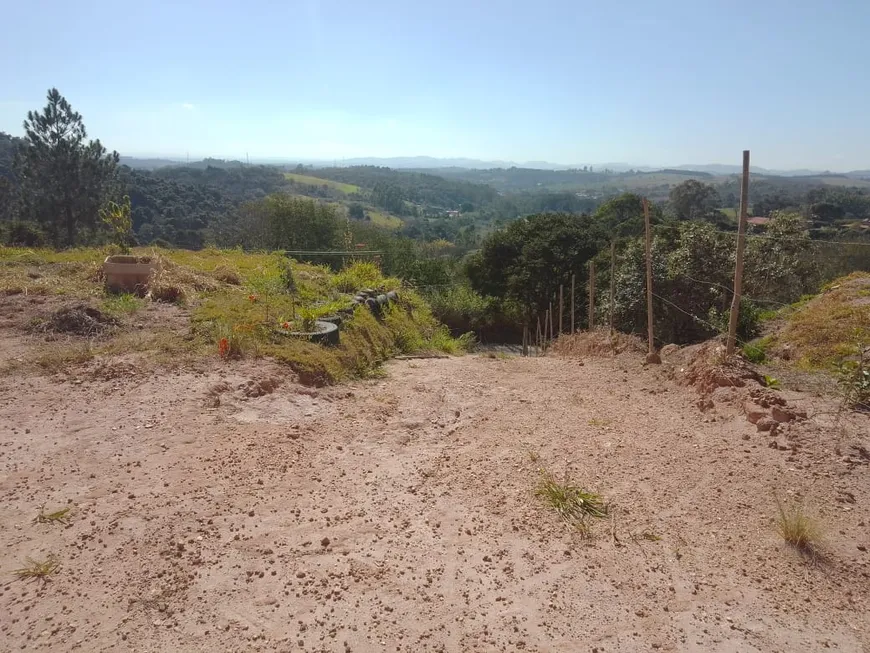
left=35, top=506, right=72, bottom=525
left=535, top=471, right=607, bottom=532
left=14, top=556, right=61, bottom=581
left=775, top=495, right=822, bottom=554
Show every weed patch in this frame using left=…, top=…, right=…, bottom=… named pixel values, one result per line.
left=535, top=470, right=607, bottom=532
left=14, top=556, right=60, bottom=581
left=35, top=506, right=72, bottom=525
left=775, top=495, right=822, bottom=555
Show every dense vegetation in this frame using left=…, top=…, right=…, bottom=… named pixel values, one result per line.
left=2, top=88, right=869, bottom=359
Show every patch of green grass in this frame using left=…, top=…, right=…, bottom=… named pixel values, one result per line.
left=35, top=506, right=72, bottom=525
left=284, top=172, right=360, bottom=195
left=775, top=495, right=822, bottom=555
left=763, top=374, right=781, bottom=390
left=102, top=292, right=142, bottom=315
left=366, top=209, right=403, bottom=229
left=535, top=471, right=607, bottom=531
left=14, top=556, right=60, bottom=581
left=331, top=261, right=398, bottom=293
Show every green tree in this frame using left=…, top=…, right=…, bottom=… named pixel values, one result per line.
left=467, top=212, right=602, bottom=318
left=668, top=179, right=722, bottom=222
left=348, top=202, right=365, bottom=220
left=593, top=193, right=662, bottom=238
left=233, top=194, right=340, bottom=251
left=14, top=88, right=119, bottom=246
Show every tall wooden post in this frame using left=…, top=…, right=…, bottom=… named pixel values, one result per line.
left=588, top=261, right=596, bottom=330
left=571, top=274, right=576, bottom=333
left=726, top=150, right=751, bottom=357
left=548, top=301, right=554, bottom=342
left=559, top=285, right=564, bottom=335
left=609, top=240, right=616, bottom=336
left=643, top=198, right=658, bottom=362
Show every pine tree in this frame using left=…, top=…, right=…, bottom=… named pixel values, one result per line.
left=14, top=88, right=119, bottom=246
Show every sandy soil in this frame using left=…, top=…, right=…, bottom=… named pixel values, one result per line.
left=1, top=349, right=869, bottom=652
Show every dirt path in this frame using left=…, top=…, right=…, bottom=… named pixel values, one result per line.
left=1, top=353, right=869, bottom=652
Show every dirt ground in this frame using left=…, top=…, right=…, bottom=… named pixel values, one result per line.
left=1, top=345, right=870, bottom=652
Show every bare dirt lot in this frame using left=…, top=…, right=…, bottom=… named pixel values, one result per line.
left=1, top=349, right=869, bottom=652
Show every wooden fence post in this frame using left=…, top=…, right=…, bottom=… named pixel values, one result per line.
left=588, top=261, right=596, bottom=330
left=726, top=150, right=751, bottom=357
left=571, top=274, right=576, bottom=333
left=643, top=198, right=659, bottom=363
left=559, top=285, right=564, bottom=335
left=609, top=240, right=616, bottom=336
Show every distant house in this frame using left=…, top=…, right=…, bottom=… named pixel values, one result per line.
left=747, top=216, right=771, bottom=226
left=445, top=210, right=460, bottom=218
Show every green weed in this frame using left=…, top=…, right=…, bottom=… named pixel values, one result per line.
left=763, top=375, right=782, bottom=390
left=102, top=292, right=142, bottom=315
left=535, top=471, right=607, bottom=532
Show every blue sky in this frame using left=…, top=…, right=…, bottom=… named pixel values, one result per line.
left=2, top=0, right=869, bottom=169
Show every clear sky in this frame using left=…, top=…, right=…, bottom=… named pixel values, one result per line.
left=2, top=0, right=869, bottom=170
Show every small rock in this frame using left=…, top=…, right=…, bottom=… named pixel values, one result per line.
left=321, top=537, right=330, bottom=548
left=744, top=401, right=768, bottom=425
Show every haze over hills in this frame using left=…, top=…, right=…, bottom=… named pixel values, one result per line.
left=118, top=154, right=870, bottom=178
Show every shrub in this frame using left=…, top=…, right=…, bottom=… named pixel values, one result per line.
left=331, top=261, right=387, bottom=292
left=3, top=221, right=45, bottom=247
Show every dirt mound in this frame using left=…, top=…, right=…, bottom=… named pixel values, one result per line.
left=36, top=304, right=119, bottom=336
left=680, top=340, right=762, bottom=396
left=551, top=330, right=645, bottom=357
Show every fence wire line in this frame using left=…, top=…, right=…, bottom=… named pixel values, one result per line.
left=650, top=222, right=870, bottom=247
left=651, top=291, right=761, bottom=351
left=676, top=273, right=796, bottom=309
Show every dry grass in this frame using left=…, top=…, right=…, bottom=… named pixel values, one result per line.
left=33, top=341, right=95, bottom=373
left=535, top=470, right=607, bottom=532
left=35, top=506, right=72, bottom=525
left=13, top=555, right=61, bottom=581
left=0, top=247, right=468, bottom=382
left=775, top=495, right=822, bottom=555
left=775, top=273, right=870, bottom=369
left=550, top=330, right=645, bottom=358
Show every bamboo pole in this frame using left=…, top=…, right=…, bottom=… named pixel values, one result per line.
left=726, top=150, right=751, bottom=357
left=559, top=285, right=564, bottom=335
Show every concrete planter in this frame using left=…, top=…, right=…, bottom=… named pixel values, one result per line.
left=103, top=255, right=159, bottom=293
left=286, top=320, right=340, bottom=346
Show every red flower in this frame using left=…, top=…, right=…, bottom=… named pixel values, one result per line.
left=248, top=294, right=258, bottom=303
left=281, top=322, right=290, bottom=329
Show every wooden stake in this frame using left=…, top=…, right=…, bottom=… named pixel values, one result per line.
left=643, top=198, right=657, bottom=360
left=726, top=150, right=751, bottom=357
left=571, top=274, right=576, bottom=333
left=522, top=324, right=528, bottom=357
left=536, top=315, right=542, bottom=354
left=549, top=301, right=554, bottom=341
left=559, top=285, right=564, bottom=335
left=609, top=240, right=616, bottom=336
left=588, top=261, right=596, bottom=330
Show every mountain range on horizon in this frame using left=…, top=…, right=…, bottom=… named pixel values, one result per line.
left=118, top=154, right=870, bottom=179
